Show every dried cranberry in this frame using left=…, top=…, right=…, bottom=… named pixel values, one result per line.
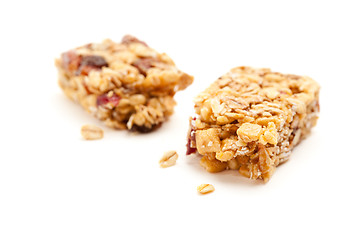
left=131, top=58, right=155, bottom=76
left=130, top=123, right=161, bottom=133
left=76, top=55, right=108, bottom=76
left=186, top=118, right=197, bottom=155
left=61, top=51, right=81, bottom=72
left=121, top=35, right=148, bottom=46
left=96, top=93, right=121, bottom=107
left=186, top=137, right=197, bottom=155
left=82, top=55, right=108, bottom=68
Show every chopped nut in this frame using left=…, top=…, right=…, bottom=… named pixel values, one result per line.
left=200, top=106, right=211, bottom=120
left=197, top=184, right=215, bottom=194
left=81, top=124, right=104, bottom=140
left=159, top=150, right=178, bottom=168
left=237, top=123, right=262, bottom=142
left=228, top=158, right=241, bottom=170
left=215, top=150, right=234, bottom=162
left=195, top=128, right=221, bottom=154
left=200, top=154, right=227, bottom=173
left=259, top=122, right=278, bottom=145
left=291, top=129, right=302, bottom=146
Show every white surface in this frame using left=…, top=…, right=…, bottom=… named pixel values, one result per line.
left=0, top=0, right=359, bottom=239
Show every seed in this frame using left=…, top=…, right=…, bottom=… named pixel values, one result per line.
left=197, top=184, right=215, bottom=194
left=159, top=150, right=178, bottom=168
left=81, top=124, right=104, bottom=140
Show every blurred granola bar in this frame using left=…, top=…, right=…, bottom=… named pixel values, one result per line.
left=55, top=35, right=193, bottom=132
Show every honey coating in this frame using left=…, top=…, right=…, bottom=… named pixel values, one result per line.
left=187, top=66, right=320, bottom=182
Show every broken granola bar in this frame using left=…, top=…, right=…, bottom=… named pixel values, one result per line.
left=55, top=35, right=193, bottom=132
left=186, top=67, right=320, bottom=182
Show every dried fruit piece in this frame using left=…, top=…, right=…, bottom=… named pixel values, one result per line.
left=61, top=51, right=81, bottom=72
left=76, top=55, right=108, bottom=76
left=81, top=124, right=104, bottom=140
left=131, top=58, right=156, bottom=76
left=96, top=92, right=121, bottom=108
left=82, top=55, right=108, bottom=68
left=121, top=35, right=148, bottom=46
left=186, top=118, right=197, bottom=155
left=197, top=184, right=215, bottom=194
left=130, top=123, right=162, bottom=133
left=159, top=150, right=178, bottom=168
left=186, top=134, right=197, bottom=155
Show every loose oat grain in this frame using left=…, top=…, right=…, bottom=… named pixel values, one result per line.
left=81, top=124, right=104, bottom=140
left=159, top=150, right=178, bottom=168
left=197, top=184, right=215, bottom=194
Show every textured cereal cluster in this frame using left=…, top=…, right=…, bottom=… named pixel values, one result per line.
left=187, top=66, right=320, bottom=182
left=55, top=35, right=193, bottom=132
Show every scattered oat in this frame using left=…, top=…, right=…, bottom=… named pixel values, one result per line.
left=197, top=184, right=215, bottom=194
left=159, top=150, right=178, bottom=168
left=81, top=124, right=104, bottom=140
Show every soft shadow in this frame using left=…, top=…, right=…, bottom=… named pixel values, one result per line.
left=185, top=154, right=264, bottom=187
left=51, top=93, right=98, bottom=124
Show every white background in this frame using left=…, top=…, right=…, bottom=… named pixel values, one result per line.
left=1, top=0, right=359, bottom=239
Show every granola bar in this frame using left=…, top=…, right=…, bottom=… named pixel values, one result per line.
left=186, top=67, right=320, bottom=182
left=55, top=35, right=193, bottom=132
